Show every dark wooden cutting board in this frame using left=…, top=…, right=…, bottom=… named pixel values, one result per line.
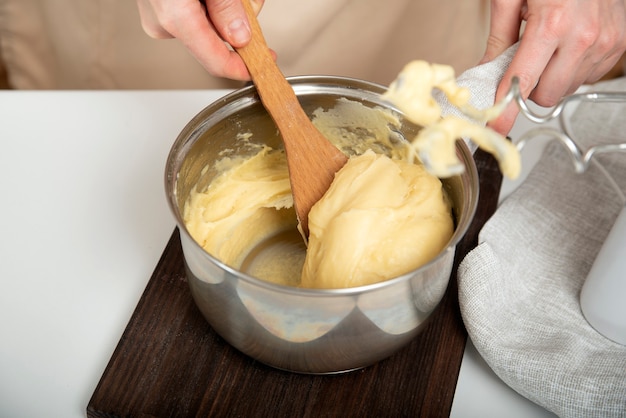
left=87, top=149, right=502, bottom=418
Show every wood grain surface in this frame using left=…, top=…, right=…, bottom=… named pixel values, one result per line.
left=87, top=149, right=502, bottom=418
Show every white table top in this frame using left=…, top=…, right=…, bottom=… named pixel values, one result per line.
left=0, top=89, right=554, bottom=417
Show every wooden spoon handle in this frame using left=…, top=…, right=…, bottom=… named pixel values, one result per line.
left=235, top=0, right=348, bottom=236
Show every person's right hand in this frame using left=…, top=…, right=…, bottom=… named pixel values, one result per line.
left=137, top=0, right=265, bottom=81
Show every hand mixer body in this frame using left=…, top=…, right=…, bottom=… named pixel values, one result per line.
left=580, top=205, right=626, bottom=345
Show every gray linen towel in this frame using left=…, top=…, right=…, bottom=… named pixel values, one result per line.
left=458, top=76, right=626, bottom=417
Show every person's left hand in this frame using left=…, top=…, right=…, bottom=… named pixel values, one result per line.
left=483, top=0, right=626, bottom=135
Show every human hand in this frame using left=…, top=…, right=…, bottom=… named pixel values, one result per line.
left=482, top=0, right=626, bottom=134
left=137, top=0, right=265, bottom=81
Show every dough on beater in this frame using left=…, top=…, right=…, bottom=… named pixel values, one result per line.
left=383, top=60, right=521, bottom=179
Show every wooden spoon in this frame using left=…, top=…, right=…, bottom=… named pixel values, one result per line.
left=235, top=0, right=348, bottom=237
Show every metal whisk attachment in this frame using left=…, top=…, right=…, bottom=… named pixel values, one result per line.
left=502, top=77, right=626, bottom=173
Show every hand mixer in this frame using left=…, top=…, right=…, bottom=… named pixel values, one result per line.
left=503, top=76, right=626, bottom=174
left=502, top=77, right=626, bottom=346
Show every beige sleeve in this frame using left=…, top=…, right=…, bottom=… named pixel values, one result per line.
left=0, top=0, right=245, bottom=89
left=0, top=0, right=489, bottom=90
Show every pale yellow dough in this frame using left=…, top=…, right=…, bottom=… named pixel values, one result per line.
left=184, top=145, right=453, bottom=289
left=302, top=150, right=453, bottom=289
left=183, top=146, right=295, bottom=271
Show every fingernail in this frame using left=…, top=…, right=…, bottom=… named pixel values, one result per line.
left=229, top=18, right=251, bottom=45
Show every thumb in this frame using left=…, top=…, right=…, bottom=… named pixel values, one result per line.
left=206, top=0, right=259, bottom=48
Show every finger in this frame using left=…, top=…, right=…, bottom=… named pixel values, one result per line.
left=480, top=0, right=526, bottom=64
left=206, top=0, right=252, bottom=48
left=532, top=49, right=626, bottom=105
left=528, top=50, right=583, bottom=106
left=169, top=2, right=252, bottom=79
left=528, top=33, right=624, bottom=104
left=489, top=19, right=560, bottom=135
left=181, top=25, right=252, bottom=80
left=136, top=0, right=174, bottom=39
